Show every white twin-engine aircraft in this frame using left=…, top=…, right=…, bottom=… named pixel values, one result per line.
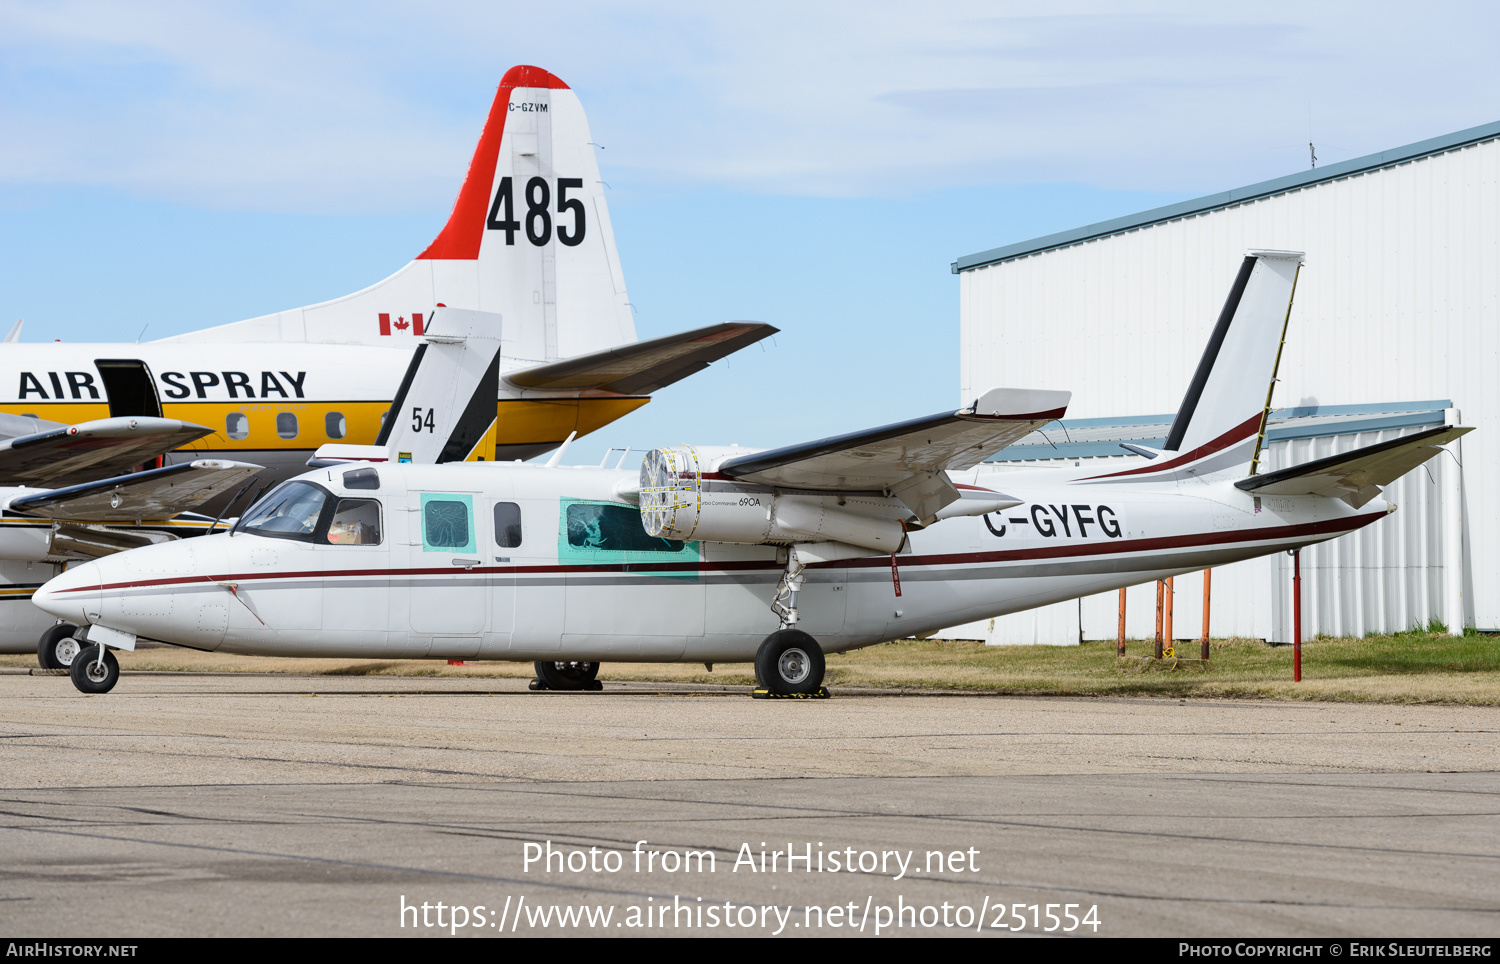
left=0, top=65, right=773, bottom=655
left=34, top=251, right=1471, bottom=696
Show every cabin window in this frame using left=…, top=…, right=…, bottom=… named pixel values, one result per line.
left=324, top=498, right=382, bottom=545
left=565, top=503, right=684, bottom=553
left=343, top=467, right=379, bottom=490
left=226, top=412, right=249, bottom=440
left=326, top=412, right=347, bottom=439
left=494, top=502, right=522, bottom=548
left=276, top=412, right=299, bottom=439
left=421, top=494, right=475, bottom=553
left=235, top=482, right=329, bottom=542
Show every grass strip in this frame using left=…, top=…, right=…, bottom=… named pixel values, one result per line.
left=6, top=630, right=1498, bottom=704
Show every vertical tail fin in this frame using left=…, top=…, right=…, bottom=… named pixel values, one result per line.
left=1161, top=249, right=1303, bottom=471
left=165, top=66, right=635, bottom=358
left=373, top=308, right=503, bottom=464
left=1081, top=250, right=1302, bottom=483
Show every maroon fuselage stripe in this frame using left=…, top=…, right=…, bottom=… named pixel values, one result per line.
left=56, top=511, right=1382, bottom=595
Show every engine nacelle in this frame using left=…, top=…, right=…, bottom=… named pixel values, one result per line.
left=639, top=446, right=905, bottom=553
left=640, top=446, right=771, bottom=543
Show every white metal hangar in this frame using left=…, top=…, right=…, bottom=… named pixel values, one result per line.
left=949, top=120, right=1500, bottom=643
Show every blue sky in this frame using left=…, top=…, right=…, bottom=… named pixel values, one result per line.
left=2, top=1, right=1498, bottom=461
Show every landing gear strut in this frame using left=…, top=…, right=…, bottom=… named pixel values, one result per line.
left=531, top=660, right=603, bottom=691
left=758, top=547, right=829, bottom=698
left=770, top=547, right=807, bottom=629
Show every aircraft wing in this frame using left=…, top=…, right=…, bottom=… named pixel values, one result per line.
left=716, top=388, right=1069, bottom=520
left=0, top=417, right=215, bottom=487
left=6, top=459, right=264, bottom=522
left=1235, top=425, right=1472, bottom=507
left=504, top=322, right=778, bottom=395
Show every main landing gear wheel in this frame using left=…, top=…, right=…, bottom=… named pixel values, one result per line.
left=37, top=623, right=81, bottom=670
left=754, top=629, right=828, bottom=698
left=70, top=645, right=119, bottom=694
left=531, top=660, right=603, bottom=691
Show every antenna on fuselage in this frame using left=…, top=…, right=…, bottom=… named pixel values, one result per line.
left=544, top=432, right=578, bottom=468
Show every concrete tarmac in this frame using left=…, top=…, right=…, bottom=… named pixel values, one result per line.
left=1, top=673, right=1496, bottom=937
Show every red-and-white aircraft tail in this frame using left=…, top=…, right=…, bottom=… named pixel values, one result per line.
left=1085, top=249, right=1303, bottom=482
left=162, top=66, right=635, bottom=362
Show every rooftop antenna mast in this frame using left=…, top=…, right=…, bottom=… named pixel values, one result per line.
left=1308, top=102, right=1317, bottom=169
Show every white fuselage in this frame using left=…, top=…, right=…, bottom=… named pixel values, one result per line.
left=31, top=461, right=1389, bottom=661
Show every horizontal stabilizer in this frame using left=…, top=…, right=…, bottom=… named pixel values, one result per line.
left=1235, top=426, right=1471, bottom=507
left=504, top=322, right=777, bottom=395
left=718, top=387, right=1068, bottom=520
left=309, top=444, right=390, bottom=466
left=7, top=459, right=264, bottom=521
left=0, top=417, right=214, bottom=487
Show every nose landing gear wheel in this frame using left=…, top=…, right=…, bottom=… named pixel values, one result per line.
left=531, top=660, right=603, bottom=691
left=38, top=623, right=81, bottom=669
left=70, top=645, right=119, bottom=694
left=754, top=629, right=829, bottom=698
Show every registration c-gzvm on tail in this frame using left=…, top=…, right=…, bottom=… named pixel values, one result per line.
left=34, top=251, right=1472, bottom=696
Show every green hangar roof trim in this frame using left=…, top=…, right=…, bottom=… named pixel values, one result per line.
left=952, top=119, right=1500, bottom=274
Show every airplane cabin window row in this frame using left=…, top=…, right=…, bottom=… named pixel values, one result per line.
left=222, top=410, right=348, bottom=441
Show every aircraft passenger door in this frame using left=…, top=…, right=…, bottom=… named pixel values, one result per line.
left=93, top=360, right=164, bottom=419
left=487, top=498, right=521, bottom=644
left=409, top=492, right=489, bottom=644
left=319, top=492, right=393, bottom=649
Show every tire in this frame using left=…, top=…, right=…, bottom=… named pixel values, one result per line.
left=70, top=645, right=120, bottom=694
left=37, top=623, right=81, bottom=670
left=755, top=629, right=825, bottom=695
left=534, top=660, right=600, bottom=691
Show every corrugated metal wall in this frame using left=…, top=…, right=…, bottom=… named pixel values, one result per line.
left=959, top=137, right=1499, bottom=629
left=937, top=419, right=1466, bottom=644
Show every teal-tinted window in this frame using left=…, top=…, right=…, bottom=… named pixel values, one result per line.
left=558, top=500, right=698, bottom=568
left=421, top=494, right=475, bottom=553
left=566, top=503, right=683, bottom=553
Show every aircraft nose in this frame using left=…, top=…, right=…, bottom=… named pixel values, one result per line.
left=33, top=561, right=104, bottom=625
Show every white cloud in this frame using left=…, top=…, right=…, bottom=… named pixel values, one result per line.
left=1, top=0, right=1496, bottom=209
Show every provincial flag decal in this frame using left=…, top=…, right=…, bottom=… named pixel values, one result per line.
left=378, top=313, right=425, bottom=336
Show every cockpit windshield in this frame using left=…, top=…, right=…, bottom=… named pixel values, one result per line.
left=235, top=482, right=329, bottom=541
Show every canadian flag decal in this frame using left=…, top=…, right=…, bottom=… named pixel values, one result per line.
left=378, top=313, right=425, bottom=336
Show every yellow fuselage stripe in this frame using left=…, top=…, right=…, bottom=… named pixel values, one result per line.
left=0, top=397, right=650, bottom=451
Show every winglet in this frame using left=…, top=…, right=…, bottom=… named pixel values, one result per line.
left=967, top=388, right=1070, bottom=422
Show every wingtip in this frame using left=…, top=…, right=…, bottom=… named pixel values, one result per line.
left=969, top=387, right=1072, bottom=421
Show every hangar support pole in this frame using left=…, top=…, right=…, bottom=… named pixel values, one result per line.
left=1117, top=588, right=1126, bottom=656
left=1154, top=581, right=1164, bottom=659
left=1201, top=569, right=1212, bottom=661
left=1292, top=550, right=1302, bottom=683
left=1164, top=577, right=1174, bottom=655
